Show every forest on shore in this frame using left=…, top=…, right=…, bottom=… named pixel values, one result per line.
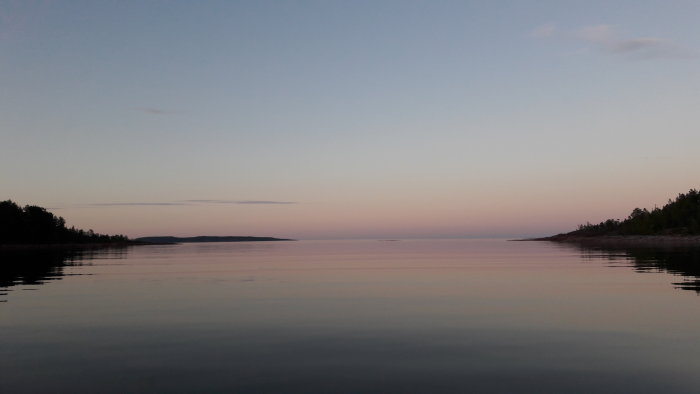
left=567, top=189, right=700, bottom=236
left=0, top=200, right=128, bottom=244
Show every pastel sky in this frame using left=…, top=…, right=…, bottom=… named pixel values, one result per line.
left=1, top=1, right=699, bottom=239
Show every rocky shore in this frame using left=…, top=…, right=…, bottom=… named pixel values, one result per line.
left=520, top=234, right=700, bottom=247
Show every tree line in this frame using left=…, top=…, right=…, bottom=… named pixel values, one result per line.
left=0, top=200, right=128, bottom=244
left=572, top=189, right=700, bottom=236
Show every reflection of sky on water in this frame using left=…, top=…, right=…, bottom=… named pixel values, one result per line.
left=3, top=240, right=700, bottom=393
left=5, top=325, right=695, bottom=393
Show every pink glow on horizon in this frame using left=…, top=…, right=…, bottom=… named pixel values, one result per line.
left=45, top=180, right=694, bottom=240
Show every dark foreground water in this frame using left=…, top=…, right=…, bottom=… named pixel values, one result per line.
left=2, top=239, right=700, bottom=393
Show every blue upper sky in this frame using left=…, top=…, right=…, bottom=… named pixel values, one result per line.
left=2, top=1, right=698, bottom=239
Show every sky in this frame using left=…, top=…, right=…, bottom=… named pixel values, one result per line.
left=1, top=0, right=699, bottom=239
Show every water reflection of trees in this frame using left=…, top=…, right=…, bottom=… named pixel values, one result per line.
left=570, top=242, right=700, bottom=293
left=0, top=247, right=128, bottom=293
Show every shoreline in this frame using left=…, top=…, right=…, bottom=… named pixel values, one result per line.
left=0, top=241, right=153, bottom=251
left=0, top=237, right=295, bottom=251
left=133, top=236, right=295, bottom=244
left=517, top=234, right=700, bottom=247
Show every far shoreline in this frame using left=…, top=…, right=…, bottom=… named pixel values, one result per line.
left=515, top=234, right=700, bottom=247
left=0, top=241, right=152, bottom=251
left=0, top=236, right=297, bottom=251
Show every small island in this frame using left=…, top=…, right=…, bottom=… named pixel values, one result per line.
left=134, top=236, right=294, bottom=244
left=532, top=189, right=700, bottom=246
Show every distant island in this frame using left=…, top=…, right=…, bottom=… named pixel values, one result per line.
left=0, top=200, right=129, bottom=246
left=134, top=236, right=294, bottom=244
left=533, top=189, right=700, bottom=244
left=0, top=200, right=293, bottom=247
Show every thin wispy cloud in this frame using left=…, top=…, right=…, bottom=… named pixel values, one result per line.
left=88, top=200, right=298, bottom=207
left=576, top=24, right=694, bottom=59
left=182, top=200, right=232, bottom=203
left=89, top=202, right=187, bottom=206
left=532, top=23, right=696, bottom=60
left=182, top=199, right=297, bottom=205
left=235, top=200, right=296, bottom=205
left=134, top=107, right=173, bottom=115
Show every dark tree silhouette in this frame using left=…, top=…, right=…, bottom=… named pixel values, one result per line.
left=0, top=200, right=128, bottom=244
left=572, top=189, right=700, bottom=236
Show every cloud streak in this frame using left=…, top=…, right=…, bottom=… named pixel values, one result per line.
left=134, top=107, right=174, bottom=115
left=576, top=24, right=694, bottom=59
left=532, top=23, right=696, bottom=60
left=235, top=200, right=296, bottom=205
left=182, top=199, right=297, bottom=205
left=89, top=200, right=298, bottom=207
left=89, top=202, right=188, bottom=206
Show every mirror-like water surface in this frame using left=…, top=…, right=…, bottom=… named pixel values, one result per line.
left=3, top=239, right=700, bottom=393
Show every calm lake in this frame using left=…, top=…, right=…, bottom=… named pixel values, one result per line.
left=3, top=239, right=700, bottom=393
